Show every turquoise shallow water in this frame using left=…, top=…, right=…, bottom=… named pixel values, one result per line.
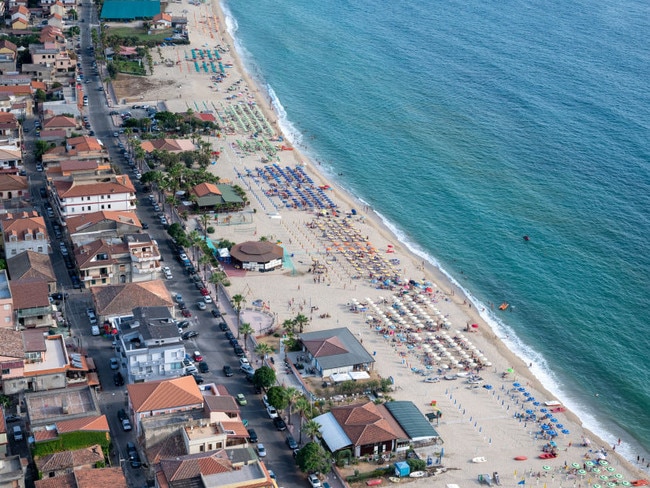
left=222, top=0, right=650, bottom=462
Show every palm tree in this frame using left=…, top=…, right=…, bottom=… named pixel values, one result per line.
left=239, top=322, right=254, bottom=351
left=199, top=254, right=212, bottom=279
left=302, top=419, right=322, bottom=442
left=199, top=213, right=211, bottom=239
left=208, top=269, right=228, bottom=291
left=254, top=342, right=274, bottom=361
left=294, top=313, right=309, bottom=334
left=282, top=318, right=296, bottom=337
left=284, top=386, right=302, bottom=425
left=294, top=396, right=311, bottom=445
left=232, top=294, right=245, bottom=336
left=187, top=229, right=203, bottom=264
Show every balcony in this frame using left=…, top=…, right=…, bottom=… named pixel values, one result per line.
left=131, top=251, right=160, bottom=263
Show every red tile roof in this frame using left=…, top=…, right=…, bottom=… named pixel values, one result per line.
left=303, top=336, right=348, bottom=357
left=10, top=280, right=49, bottom=310
left=127, top=375, right=203, bottom=413
left=66, top=211, right=141, bottom=234
left=91, top=280, right=173, bottom=316
left=191, top=182, right=221, bottom=198
left=56, top=414, right=109, bottom=434
left=52, top=175, right=135, bottom=198
left=159, top=450, right=232, bottom=482
left=331, top=402, right=404, bottom=447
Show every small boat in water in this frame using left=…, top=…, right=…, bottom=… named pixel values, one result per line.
left=499, top=302, right=509, bottom=310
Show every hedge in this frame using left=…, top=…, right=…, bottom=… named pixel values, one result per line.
left=346, top=466, right=393, bottom=483
left=32, top=431, right=110, bottom=458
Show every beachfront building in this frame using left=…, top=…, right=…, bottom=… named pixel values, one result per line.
left=291, top=327, right=375, bottom=379
left=100, top=0, right=161, bottom=21
left=189, top=182, right=245, bottom=212
left=314, top=401, right=409, bottom=459
left=229, top=241, right=283, bottom=272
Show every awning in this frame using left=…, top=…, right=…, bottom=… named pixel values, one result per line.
left=349, top=371, right=370, bottom=380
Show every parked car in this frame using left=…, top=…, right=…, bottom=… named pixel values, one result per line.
left=241, top=364, right=254, bottom=375
left=199, top=288, right=210, bottom=296
left=191, top=374, right=204, bottom=384
left=225, top=331, right=235, bottom=340
left=266, top=405, right=278, bottom=419
left=181, top=309, right=192, bottom=317
left=223, top=364, right=233, bottom=377
left=184, top=365, right=198, bottom=374
left=203, top=295, right=213, bottom=303
left=308, top=474, right=322, bottom=488
left=285, top=434, right=298, bottom=449
left=126, top=442, right=141, bottom=468
left=182, top=330, right=198, bottom=340
left=236, top=393, right=247, bottom=406
left=113, top=372, right=124, bottom=386
left=218, top=322, right=228, bottom=331
left=198, top=361, right=209, bottom=373
left=162, top=266, right=172, bottom=279
left=197, top=301, right=206, bottom=311
left=110, top=358, right=119, bottom=370
left=5, top=414, right=21, bottom=423
left=247, top=428, right=258, bottom=442
left=239, top=357, right=250, bottom=366
left=121, top=418, right=132, bottom=431
left=193, top=351, right=203, bottom=362
left=262, top=395, right=270, bottom=408
left=257, top=443, right=266, bottom=457
left=212, top=309, right=222, bottom=318
left=273, top=417, right=287, bottom=431
left=117, top=409, right=128, bottom=422
left=234, top=346, right=245, bottom=357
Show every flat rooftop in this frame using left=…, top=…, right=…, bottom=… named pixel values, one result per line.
left=26, top=386, right=98, bottom=424
left=23, top=335, right=68, bottom=374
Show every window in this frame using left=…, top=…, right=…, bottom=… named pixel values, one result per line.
left=1, top=369, right=9, bottom=375
left=101, top=205, right=104, bottom=209
left=4, top=317, right=9, bottom=323
left=3, top=304, right=9, bottom=310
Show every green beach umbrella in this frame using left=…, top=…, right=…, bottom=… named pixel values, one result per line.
left=615, top=474, right=624, bottom=479
left=599, top=475, right=608, bottom=481
left=542, top=465, right=552, bottom=471
left=572, top=463, right=581, bottom=469
left=578, top=470, right=587, bottom=476
left=599, top=461, right=609, bottom=466
left=607, top=483, right=616, bottom=488
left=606, top=467, right=615, bottom=472
left=621, top=481, right=631, bottom=486
left=593, top=484, right=602, bottom=488
left=586, top=461, right=595, bottom=467
left=592, top=468, right=601, bottom=474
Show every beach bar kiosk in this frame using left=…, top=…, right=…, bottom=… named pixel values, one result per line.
left=394, top=461, right=410, bottom=477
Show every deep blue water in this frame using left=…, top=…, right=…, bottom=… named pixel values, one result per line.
left=221, top=0, right=650, bottom=462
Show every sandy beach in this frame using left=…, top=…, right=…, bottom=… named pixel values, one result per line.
left=110, top=1, right=648, bottom=486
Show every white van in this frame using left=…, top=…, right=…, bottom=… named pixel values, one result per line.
left=91, top=325, right=100, bottom=336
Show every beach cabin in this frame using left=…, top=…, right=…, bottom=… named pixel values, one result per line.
left=394, top=461, right=410, bottom=477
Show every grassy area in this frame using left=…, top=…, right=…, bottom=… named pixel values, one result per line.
left=112, top=59, right=146, bottom=75
left=107, top=26, right=174, bottom=43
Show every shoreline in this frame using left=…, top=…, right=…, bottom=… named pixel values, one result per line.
left=124, top=0, right=648, bottom=482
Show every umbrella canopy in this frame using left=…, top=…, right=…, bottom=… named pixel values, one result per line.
left=572, top=463, right=581, bottom=469
left=542, top=465, right=552, bottom=471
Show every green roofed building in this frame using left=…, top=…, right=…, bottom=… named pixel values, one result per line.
left=101, top=0, right=161, bottom=20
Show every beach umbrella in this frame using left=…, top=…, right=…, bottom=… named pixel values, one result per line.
left=607, top=483, right=617, bottom=488
left=599, top=475, right=608, bottom=481
left=562, top=429, right=570, bottom=434
left=540, top=408, right=548, bottom=413
left=585, top=461, right=595, bottom=467
left=592, top=468, right=601, bottom=473
left=525, top=409, right=533, bottom=414
left=615, top=474, right=624, bottom=480
left=621, top=482, right=631, bottom=487
left=606, top=467, right=615, bottom=473
left=593, top=485, right=602, bottom=488
left=533, top=402, right=541, bottom=406
left=541, top=424, right=550, bottom=430
left=572, top=463, right=581, bottom=469
left=578, top=470, right=587, bottom=476
left=542, top=466, right=552, bottom=471
left=556, top=424, right=564, bottom=429
left=550, top=417, right=558, bottom=422
left=599, top=461, right=609, bottom=466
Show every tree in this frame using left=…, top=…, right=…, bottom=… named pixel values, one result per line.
left=294, top=396, right=311, bottom=445
left=282, top=318, right=296, bottom=336
left=238, top=322, right=254, bottom=351
left=35, top=89, right=46, bottom=102
left=294, top=313, right=309, bottom=333
left=284, top=386, right=302, bottom=425
left=35, top=140, right=53, bottom=160
left=199, top=213, right=211, bottom=239
left=296, top=442, right=332, bottom=475
left=302, top=419, right=322, bottom=442
left=187, top=229, right=202, bottom=263
left=253, top=366, right=276, bottom=390
left=232, top=294, right=245, bottom=335
left=254, top=342, right=274, bottom=361
left=266, top=386, right=288, bottom=411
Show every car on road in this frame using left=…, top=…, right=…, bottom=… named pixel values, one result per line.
left=241, top=364, right=254, bottom=375
left=113, top=372, right=124, bottom=386
left=182, top=330, right=198, bottom=340
left=193, top=351, right=203, bottom=362
left=218, top=322, right=228, bottom=331
left=141, top=222, right=149, bottom=229
left=86, top=308, right=97, bottom=324
left=121, top=418, right=132, bottom=431
left=225, top=331, right=235, bottom=340
left=110, top=358, right=119, bottom=370
left=234, top=346, right=245, bottom=357
left=160, top=216, right=168, bottom=225
left=190, top=374, right=204, bottom=384
left=5, top=414, right=21, bottom=423
left=184, top=364, right=198, bottom=374
left=285, top=434, right=298, bottom=449
left=162, top=266, right=172, bottom=279
left=177, top=320, right=190, bottom=329
left=117, top=409, right=128, bottom=422
left=126, top=442, right=141, bottom=468
left=181, top=309, right=192, bottom=317
left=12, top=425, right=23, bottom=441
left=273, top=416, right=287, bottom=431
left=91, top=325, right=100, bottom=336
left=213, top=309, right=223, bottom=318
left=239, top=357, right=249, bottom=366
left=236, top=393, right=247, bottom=406
left=266, top=405, right=278, bottom=419
left=257, top=443, right=266, bottom=457
left=247, top=428, right=258, bottom=442
left=199, top=287, right=210, bottom=296
left=308, top=474, right=322, bottom=488
left=198, top=361, right=209, bottom=373
left=223, top=364, right=233, bottom=377
left=203, top=295, right=213, bottom=303
left=36, top=163, right=43, bottom=172
left=197, top=301, right=206, bottom=310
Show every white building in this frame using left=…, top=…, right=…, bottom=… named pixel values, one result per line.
left=0, top=211, right=49, bottom=257
left=51, top=174, right=136, bottom=218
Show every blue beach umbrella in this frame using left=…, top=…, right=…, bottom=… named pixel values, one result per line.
left=513, top=382, right=521, bottom=387
left=548, top=430, right=558, bottom=436
left=518, top=387, right=526, bottom=392
left=562, top=429, right=570, bottom=434
left=556, top=424, right=564, bottom=429
left=533, top=402, right=540, bottom=406
left=523, top=391, right=531, bottom=397
left=540, top=408, right=548, bottom=413
left=526, top=409, right=533, bottom=414
left=541, top=424, right=550, bottom=430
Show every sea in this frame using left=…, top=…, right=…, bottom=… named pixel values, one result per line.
left=220, top=0, right=650, bottom=465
